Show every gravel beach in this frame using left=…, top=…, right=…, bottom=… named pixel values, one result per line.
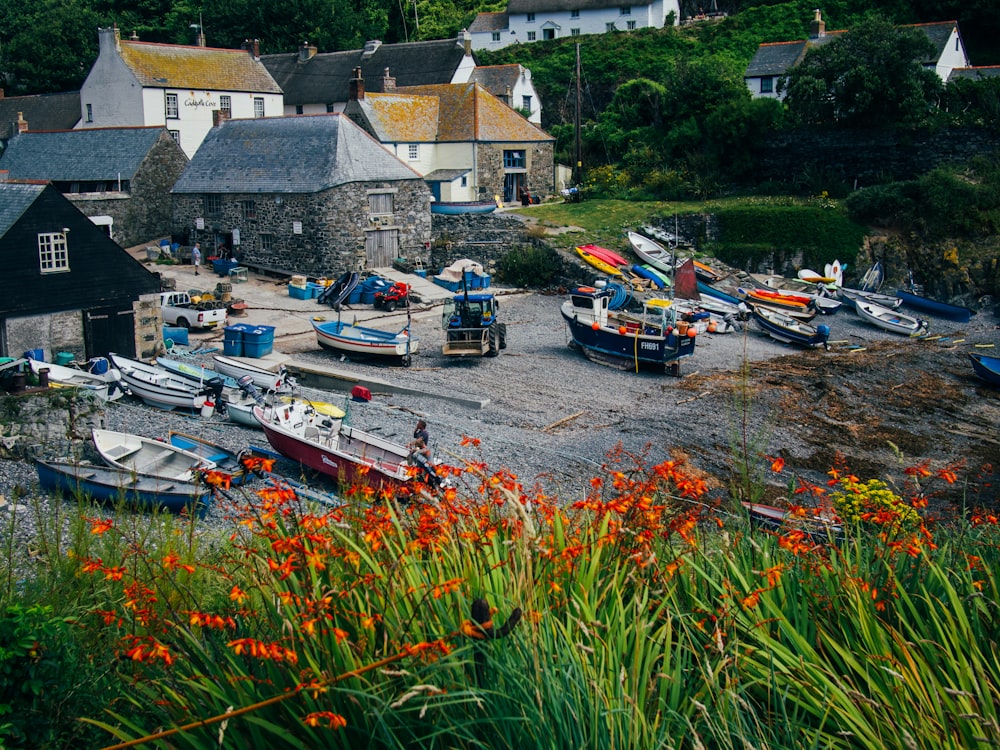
left=2, top=260, right=998, bottom=536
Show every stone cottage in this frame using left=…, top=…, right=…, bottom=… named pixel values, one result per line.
left=170, top=114, right=432, bottom=276
left=0, top=126, right=188, bottom=247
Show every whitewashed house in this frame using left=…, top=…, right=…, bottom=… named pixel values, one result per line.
left=469, top=64, right=542, bottom=125
left=79, top=27, right=283, bottom=158
left=744, top=11, right=971, bottom=100
left=468, top=0, right=680, bottom=51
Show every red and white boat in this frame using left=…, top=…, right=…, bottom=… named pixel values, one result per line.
left=254, top=400, right=420, bottom=492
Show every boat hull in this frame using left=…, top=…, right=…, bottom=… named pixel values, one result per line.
left=855, top=301, right=927, bottom=336
left=895, top=289, right=974, bottom=322
left=969, top=353, right=1000, bottom=386
left=168, top=431, right=250, bottom=484
left=752, top=307, right=830, bottom=348
left=36, top=459, right=211, bottom=516
left=576, top=247, right=622, bottom=277
left=311, top=319, right=418, bottom=360
left=430, top=201, right=497, bottom=215
left=627, top=231, right=675, bottom=275
left=109, top=353, right=210, bottom=411
left=92, top=428, right=215, bottom=481
left=27, top=358, right=126, bottom=401
left=212, top=355, right=292, bottom=393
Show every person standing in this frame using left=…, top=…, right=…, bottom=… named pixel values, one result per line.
left=192, top=242, right=201, bottom=275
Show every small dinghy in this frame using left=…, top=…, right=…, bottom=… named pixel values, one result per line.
left=855, top=300, right=928, bottom=336
left=212, top=355, right=293, bottom=393
left=752, top=306, right=830, bottom=349
left=27, top=357, right=127, bottom=401
left=36, top=459, right=212, bottom=516
left=92, top=428, right=216, bottom=482
left=968, top=352, right=1000, bottom=386
left=168, top=431, right=251, bottom=484
left=838, top=287, right=902, bottom=311
left=109, top=353, right=218, bottom=412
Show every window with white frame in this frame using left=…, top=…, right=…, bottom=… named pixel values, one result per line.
left=570, top=8, right=579, bottom=17
left=760, top=76, right=774, bottom=94
left=220, top=95, right=232, bottom=117
left=626, top=20, right=636, bottom=29
left=606, top=22, right=616, bottom=31
left=260, top=233, right=274, bottom=252
left=253, top=97, right=265, bottom=118
left=527, top=31, right=536, bottom=41
left=85, top=103, right=93, bottom=123
left=242, top=200, right=256, bottom=220
left=38, top=232, right=69, bottom=273
left=527, top=12, right=535, bottom=21
left=461, top=175, right=468, bottom=187
left=408, top=144, right=419, bottom=160
left=621, top=6, right=631, bottom=15
left=165, top=93, right=179, bottom=119
left=492, top=31, right=501, bottom=41
left=169, top=130, right=181, bottom=145
left=522, top=95, right=532, bottom=111
left=369, top=192, right=394, bottom=215
left=204, top=194, right=222, bottom=215
left=571, top=28, right=581, bottom=35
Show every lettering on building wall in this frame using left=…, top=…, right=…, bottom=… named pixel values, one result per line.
left=184, top=96, right=219, bottom=109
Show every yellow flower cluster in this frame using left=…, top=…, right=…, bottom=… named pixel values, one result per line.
left=830, top=478, right=921, bottom=527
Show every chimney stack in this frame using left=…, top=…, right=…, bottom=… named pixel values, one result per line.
left=810, top=9, right=825, bottom=38
left=243, top=38, right=261, bottom=59
left=16, top=112, right=27, bottom=134
left=382, top=67, right=396, bottom=92
left=212, top=109, right=230, bottom=127
left=459, top=29, right=472, bottom=55
left=349, top=67, right=365, bottom=101
left=98, top=26, right=122, bottom=55
left=299, top=41, right=317, bottom=62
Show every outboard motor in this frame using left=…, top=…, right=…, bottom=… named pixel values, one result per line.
left=237, top=374, right=266, bottom=406
left=200, top=377, right=226, bottom=412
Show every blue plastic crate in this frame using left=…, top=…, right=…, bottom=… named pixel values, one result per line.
left=288, top=284, right=311, bottom=300
left=242, top=339, right=273, bottom=358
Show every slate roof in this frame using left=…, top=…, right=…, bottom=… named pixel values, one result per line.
left=468, top=12, right=509, bottom=33
left=948, top=66, right=1000, bottom=81
left=508, top=0, right=651, bottom=11
left=469, top=65, right=523, bottom=98
left=261, top=38, right=470, bottom=106
left=356, top=83, right=553, bottom=144
left=119, top=40, right=281, bottom=93
left=746, top=21, right=961, bottom=79
left=0, top=127, right=172, bottom=181
left=0, top=92, right=80, bottom=135
left=171, top=114, right=422, bottom=194
left=0, top=182, right=45, bottom=238
left=424, top=169, right=470, bottom=181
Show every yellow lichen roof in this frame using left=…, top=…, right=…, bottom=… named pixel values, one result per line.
left=119, top=41, right=282, bottom=93
left=362, top=93, right=440, bottom=142
left=395, top=83, right=552, bottom=143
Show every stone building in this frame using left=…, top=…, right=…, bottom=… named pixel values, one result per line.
left=170, top=114, right=432, bottom=276
left=0, top=126, right=188, bottom=247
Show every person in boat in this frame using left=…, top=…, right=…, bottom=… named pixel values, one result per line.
left=411, top=419, right=429, bottom=448
left=408, top=437, right=442, bottom=487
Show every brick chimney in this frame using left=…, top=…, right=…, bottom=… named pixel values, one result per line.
left=349, top=67, right=365, bottom=101
left=810, top=9, right=826, bottom=38
left=459, top=29, right=472, bottom=55
left=382, top=67, right=396, bottom=92
left=212, top=109, right=230, bottom=127
left=242, top=38, right=261, bottom=59
left=16, top=112, right=27, bottom=134
left=0, top=89, right=5, bottom=99
left=299, top=41, right=317, bottom=62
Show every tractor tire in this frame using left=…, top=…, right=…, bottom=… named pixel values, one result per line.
left=385, top=300, right=397, bottom=313
left=498, top=323, right=508, bottom=349
left=486, top=326, right=500, bottom=357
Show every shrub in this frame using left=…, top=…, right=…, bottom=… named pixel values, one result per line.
left=496, top=244, right=562, bottom=287
left=829, top=477, right=921, bottom=528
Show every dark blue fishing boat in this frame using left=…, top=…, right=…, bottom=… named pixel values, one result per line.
left=752, top=306, right=830, bottom=349
left=895, top=289, right=974, bottom=323
left=35, top=459, right=212, bottom=516
left=969, top=352, right=1000, bottom=386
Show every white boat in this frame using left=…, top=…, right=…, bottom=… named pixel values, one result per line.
left=92, top=428, right=216, bottom=481
left=752, top=306, right=831, bottom=348
left=212, top=355, right=293, bottom=394
left=838, top=287, right=902, bottom=311
left=27, top=357, right=126, bottom=401
left=855, top=300, right=928, bottom=336
left=626, top=231, right=675, bottom=275
left=757, top=275, right=842, bottom=314
left=108, top=352, right=214, bottom=411
left=311, top=317, right=418, bottom=365
left=223, top=397, right=263, bottom=429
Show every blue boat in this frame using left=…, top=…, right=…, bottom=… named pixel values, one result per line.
left=698, top=281, right=742, bottom=306
left=168, top=431, right=251, bottom=485
left=895, top=289, right=975, bottom=323
left=631, top=264, right=667, bottom=288
left=969, top=352, right=1000, bottom=386
left=752, top=306, right=830, bottom=349
left=35, top=459, right=212, bottom=516
left=430, top=201, right=498, bottom=215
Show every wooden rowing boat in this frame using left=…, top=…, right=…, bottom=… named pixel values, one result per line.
left=855, top=300, right=928, bottom=336
left=626, top=231, right=675, bottom=275
left=752, top=306, right=830, bottom=348
left=167, top=431, right=251, bottom=484
left=109, top=352, right=215, bottom=412
left=92, top=428, right=216, bottom=481
left=26, top=357, right=127, bottom=401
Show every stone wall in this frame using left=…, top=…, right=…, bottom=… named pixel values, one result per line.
left=754, top=126, right=1000, bottom=187
left=428, top=213, right=532, bottom=271
left=172, top=179, right=433, bottom=277
left=0, top=389, right=105, bottom=462
left=474, top=141, right=555, bottom=199
left=70, top=132, right=188, bottom=248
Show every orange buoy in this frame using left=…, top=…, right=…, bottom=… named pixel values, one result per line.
left=591, top=321, right=600, bottom=330
left=578, top=286, right=597, bottom=293
left=618, top=326, right=627, bottom=335
left=707, top=321, right=717, bottom=333
left=687, top=328, right=697, bottom=338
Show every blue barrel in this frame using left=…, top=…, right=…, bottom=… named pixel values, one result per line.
left=88, top=357, right=109, bottom=375
left=348, top=287, right=363, bottom=305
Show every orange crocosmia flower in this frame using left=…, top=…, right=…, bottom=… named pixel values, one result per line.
left=332, top=627, right=349, bottom=643
left=104, top=566, right=125, bottom=581
left=81, top=558, right=103, bottom=574
left=88, top=518, right=114, bottom=535
left=230, top=585, right=248, bottom=604
left=303, top=712, right=347, bottom=730
left=769, top=456, right=785, bottom=473
left=741, top=590, right=761, bottom=609
left=460, top=435, right=481, bottom=447
left=904, top=462, right=933, bottom=478
left=937, top=468, right=957, bottom=484
left=762, top=565, right=784, bottom=586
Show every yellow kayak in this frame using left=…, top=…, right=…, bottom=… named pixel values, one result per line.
left=576, top=246, right=623, bottom=277
left=279, top=396, right=345, bottom=419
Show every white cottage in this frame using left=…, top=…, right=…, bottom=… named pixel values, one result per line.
left=468, top=0, right=680, bottom=51
left=79, top=27, right=283, bottom=158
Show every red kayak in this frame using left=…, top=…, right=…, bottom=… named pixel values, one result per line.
left=576, top=243, right=629, bottom=269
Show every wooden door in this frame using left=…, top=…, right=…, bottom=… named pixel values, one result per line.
left=84, top=305, right=136, bottom=358
left=365, top=229, right=398, bottom=268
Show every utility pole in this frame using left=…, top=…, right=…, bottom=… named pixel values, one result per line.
left=574, top=43, right=582, bottom=187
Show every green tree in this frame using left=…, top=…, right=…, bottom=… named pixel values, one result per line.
left=781, top=14, right=942, bottom=128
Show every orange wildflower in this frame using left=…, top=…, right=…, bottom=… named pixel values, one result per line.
left=769, top=456, right=785, bottom=473
left=88, top=518, right=114, bottom=535
left=230, top=585, right=248, bottom=604
left=303, top=712, right=347, bottom=730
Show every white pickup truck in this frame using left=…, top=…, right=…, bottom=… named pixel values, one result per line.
left=160, top=291, right=228, bottom=330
